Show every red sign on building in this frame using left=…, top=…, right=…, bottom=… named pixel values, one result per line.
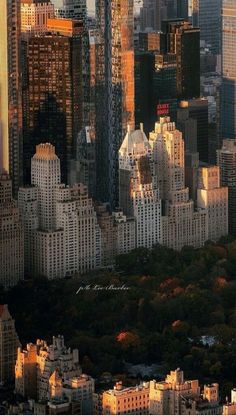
left=157, top=103, right=169, bottom=116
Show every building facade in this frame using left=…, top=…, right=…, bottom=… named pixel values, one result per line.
left=162, top=19, right=200, bottom=100
left=21, top=0, right=55, bottom=35
left=0, top=173, right=24, bottom=288
left=53, top=0, right=87, bottom=22
left=149, top=368, right=221, bottom=415
left=119, top=126, right=162, bottom=249
left=197, top=166, right=228, bottom=242
left=103, top=381, right=150, bottom=415
left=0, top=0, right=22, bottom=194
left=149, top=117, right=208, bottom=251
left=0, top=305, right=20, bottom=384
left=178, top=98, right=209, bottom=163
left=221, top=0, right=236, bottom=141
left=15, top=335, right=81, bottom=401
left=23, top=19, right=83, bottom=184
left=95, top=0, right=135, bottom=207
left=217, top=139, right=236, bottom=236
left=19, top=143, right=102, bottom=279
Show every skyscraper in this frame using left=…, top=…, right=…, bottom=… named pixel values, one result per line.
left=119, top=125, right=162, bottom=248
left=0, top=305, right=20, bottom=384
left=0, top=173, right=24, bottom=288
left=140, top=0, right=178, bottom=31
left=95, top=0, right=135, bottom=207
left=221, top=0, right=236, bottom=141
left=19, top=143, right=102, bottom=278
left=149, top=117, right=213, bottom=250
left=0, top=0, right=22, bottom=194
left=217, top=139, right=236, bottom=236
left=190, top=0, right=221, bottom=54
left=162, top=19, right=200, bottom=100
left=23, top=19, right=83, bottom=183
left=21, top=0, right=55, bottom=35
left=135, top=51, right=177, bottom=134
left=177, top=0, right=188, bottom=19
left=178, top=98, right=209, bottom=163
left=53, top=0, right=87, bottom=22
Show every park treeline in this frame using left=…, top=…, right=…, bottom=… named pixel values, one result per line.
left=2, top=236, right=236, bottom=396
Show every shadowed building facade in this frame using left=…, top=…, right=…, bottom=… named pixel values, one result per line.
left=95, top=0, right=135, bottom=207
left=221, top=0, right=236, bottom=142
left=0, top=305, right=20, bottom=384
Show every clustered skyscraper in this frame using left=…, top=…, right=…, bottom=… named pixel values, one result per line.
left=0, top=0, right=236, bottom=285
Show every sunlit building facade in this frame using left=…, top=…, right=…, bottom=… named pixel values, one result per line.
left=102, top=381, right=150, bottom=415
left=95, top=0, right=135, bottom=207
left=119, top=126, right=162, bottom=249
left=15, top=335, right=81, bottom=401
left=23, top=18, right=83, bottom=184
left=19, top=143, right=102, bottom=279
left=21, top=0, right=55, bottom=35
left=0, top=0, right=22, bottom=194
left=149, top=368, right=221, bottom=415
left=197, top=166, right=228, bottom=242
left=149, top=117, right=207, bottom=251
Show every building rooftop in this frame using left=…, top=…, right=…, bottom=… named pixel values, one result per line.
left=119, top=125, right=150, bottom=156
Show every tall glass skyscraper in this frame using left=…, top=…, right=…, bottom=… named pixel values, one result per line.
left=221, top=0, right=236, bottom=140
left=0, top=0, right=22, bottom=194
left=95, top=0, right=135, bottom=207
left=190, top=0, right=221, bottom=53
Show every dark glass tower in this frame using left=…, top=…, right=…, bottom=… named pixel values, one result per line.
left=22, top=19, right=83, bottom=184
left=95, top=0, right=135, bottom=208
left=162, top=19, right=200, bottom=100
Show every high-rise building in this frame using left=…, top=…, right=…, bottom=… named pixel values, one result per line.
left=95, top=203, right=136, bottom=266
left=0, top=0, right=22, bottom=194
left=119, top=125, right=162, bottom=249
left=177, top=0, right=188, bottom=19
left=135, top=51, right=177, bottom=134
left=149, top=117, right=207, bottom=250
left=0, top=305, right=20, bottom=384
left=149, top=368, right=220, bottom=415
left=95, top=0, right=135, bottom=207
left=23, top=19, right=83, bottom=184
left=15, top=335, right=81, bottom=401
left=0, top=173, right=24, bottom=288
left=19, top=143, right=102, bottom=278
left=178, top=98, right=209, bottom=163
left=162, top=19, right=200, bottom=100
left=221, top=0, right=236, bottom=141
left=190, top=0, right=221, bottom=54
left=53, top=0, right=87, bottom=22
left=197, top=166, right=228, bottom=242
left=217, top=139, right=236, bottom=236
left=102, top=381, right=150, bottom=415
left=140, top=0, right=178, bottom=31
left=21, top=0, right=55, bottom=35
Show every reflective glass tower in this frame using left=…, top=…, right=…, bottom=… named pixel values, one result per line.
left=0, top=0, right=22, bottom=194
left=95, top=0, right=135, bottom=207
left=221, top=0, right=236, bottom=141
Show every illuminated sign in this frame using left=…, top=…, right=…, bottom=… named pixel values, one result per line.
left=157, top=103, right=169, bottom=116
